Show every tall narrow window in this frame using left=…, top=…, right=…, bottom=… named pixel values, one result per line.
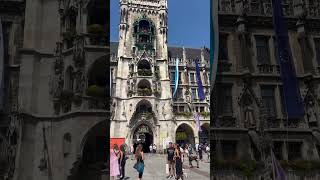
left=189, top=72, right=195, bottom=83
left=191, top=88, right=197, bottom=100
left=217, top=85, right=233, bottom=115
left=170, top=72, right=175, bottom=84
left=178, top=72, right=182, bottom=84
left=315, top=38, right=320, bottom=66
left=256, top=36, right=270, bottom=64
left=219, top=34, right=228, bottom=61
left=279, top=86, right=287, bottom=117
left=273, top=37, right=280, bottom=64
left=261, top=86, right=276, bottom=117
left=65, top=66, right=74, bottom=91
left=287, top=142, right=302, bottom=160
left=273, top=141, right=283, bottom=160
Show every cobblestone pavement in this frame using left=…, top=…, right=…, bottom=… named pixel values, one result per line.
left=115, top=153, right=210, bottom=180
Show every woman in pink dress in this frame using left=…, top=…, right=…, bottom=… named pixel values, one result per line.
left=110, top=144, right=120, bottom=180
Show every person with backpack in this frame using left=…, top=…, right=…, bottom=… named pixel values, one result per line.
left=134, top=144, right=145, bottom=180
left=166, top=142, right=175, bottom=179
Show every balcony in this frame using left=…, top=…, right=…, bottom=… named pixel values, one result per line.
left=137, top=88, right=152, bottom=96
left=83, top=96, right=106, bottom=110
left=257, top=64, right=280, bottom=74
left=137, top=69, right=152, bottom=76
left=218, top=0, right=320, bottom=19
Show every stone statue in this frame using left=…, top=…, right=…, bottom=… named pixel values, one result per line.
left=306, top=100, right=318, bottom=126
left=243, top=94, right=255, bottom=127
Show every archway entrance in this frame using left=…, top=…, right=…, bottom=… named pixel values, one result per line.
left=176, top=123, right=195, bottom=147
left=199, top=123, right=210, bottom=144
left=68, top=120, right=107, bottom=180
left=133, top=124, right=153, bottom=153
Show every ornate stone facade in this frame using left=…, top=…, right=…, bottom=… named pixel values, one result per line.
left=2, top=0, right=110, bottom=179
left=212, top=0, right=320, bottom=179
left=110, top=0, right=210, bottom=152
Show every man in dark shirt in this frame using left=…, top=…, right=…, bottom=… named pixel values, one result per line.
left=166, top=142, right=175, bottom=178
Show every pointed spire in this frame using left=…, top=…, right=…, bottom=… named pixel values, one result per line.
left=201, top=47, right=205, bottom=65
left=182, top=46, right=187, bottom=65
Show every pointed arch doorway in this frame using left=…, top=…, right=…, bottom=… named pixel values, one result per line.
left=132, top=124, right=154, bottom=153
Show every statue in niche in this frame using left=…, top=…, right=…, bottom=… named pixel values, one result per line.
left=186, top=92, right=192, bottom=112
left=306, top=99, right=318, bottom=127
left=243, top=94, right=255, bottom=127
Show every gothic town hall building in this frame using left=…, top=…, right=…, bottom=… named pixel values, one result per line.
left=110, top=0, right=210, bottom=153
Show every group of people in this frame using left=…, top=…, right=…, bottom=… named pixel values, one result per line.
left=110, top=143, right=145, bottom=180
left=149, top=144, right=157, bottom=153
left=110, top=142, right=210, bottom=180
left=166, top=142, right=210, bottom=179
left=110, top=144, right=128, bottom=180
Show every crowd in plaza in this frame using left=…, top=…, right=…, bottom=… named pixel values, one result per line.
left=109, top=142, right=210, bottom=180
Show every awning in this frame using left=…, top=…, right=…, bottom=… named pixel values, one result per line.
left=312, top=131, right=320, bottom=145
left=248, top=130, right=261, bottom=152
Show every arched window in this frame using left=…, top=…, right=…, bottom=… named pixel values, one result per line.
left=88, top=57, right=107, bottom=87
left=136, top=100, right=152, bottom=113
left=87, top=0, right=108, bottom=26
left=137, top=60, right=152, bottom=76
left=137, top=80, right=152, bottom=96
left=65, top=66, right=74, bottom=91
left=63, top=133, right=71, bottom=157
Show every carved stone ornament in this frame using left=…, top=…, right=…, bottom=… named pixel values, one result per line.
left=74, top=70, right=85, bottom=95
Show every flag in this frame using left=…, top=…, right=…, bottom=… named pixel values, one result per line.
left=0, top=17, right=4, bottom=112
left=173, top=58, right=179, bottom=98
left=210, top=0, right=219, bottom=89
left=272, top=0, right=304, bottom=119
left=195, top=59, right=205, bottom=101
left=194, top=112, right=202, bottom=132
left=271, top=149, right=286, bottom=180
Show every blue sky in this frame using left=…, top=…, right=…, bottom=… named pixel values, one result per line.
left=110, top=0, right=210, bottom=48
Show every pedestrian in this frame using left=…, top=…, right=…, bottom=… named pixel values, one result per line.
left=188, top=147, right=199, bottom=168
left=153, top=144, right=157, bottom=153
left=198, top=143, right=203, bottom=161
left=174, top=144, right=184, bottom=180
left=134, top=144, right=145, bottom=180
left=110, top=144, right=120, bottom=180
left=119, top=144, right=127, bottom=179
left=166, top=142, right=175, bottom=179
left=149, top=144, right=153, bottom=153
left=184, top=144, right=189, bottom=162
left=195, top=143, right=199, bottom=155
left=131, top=144, right=134, bottom=160
left=179, top=145, right=184, bottom=163
left=206, top=144, right=210, bottom=161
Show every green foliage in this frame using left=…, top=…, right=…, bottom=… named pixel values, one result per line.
left=86, top=85, right=106, bottom=98
left=62, top=29, right=77, bottom=42
left=138, top=69, right=152, bottom=76
left=137, top=88, right=152, bottom=96
left=213, top=160, right=264, bottom=178
left=200, top=111, right=210, bottom=118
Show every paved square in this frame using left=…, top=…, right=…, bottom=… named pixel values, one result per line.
left=116, top=153, right=210, bottom=180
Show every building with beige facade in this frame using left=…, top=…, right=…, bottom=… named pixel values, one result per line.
left=212, top=0, right=320, bottom=179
